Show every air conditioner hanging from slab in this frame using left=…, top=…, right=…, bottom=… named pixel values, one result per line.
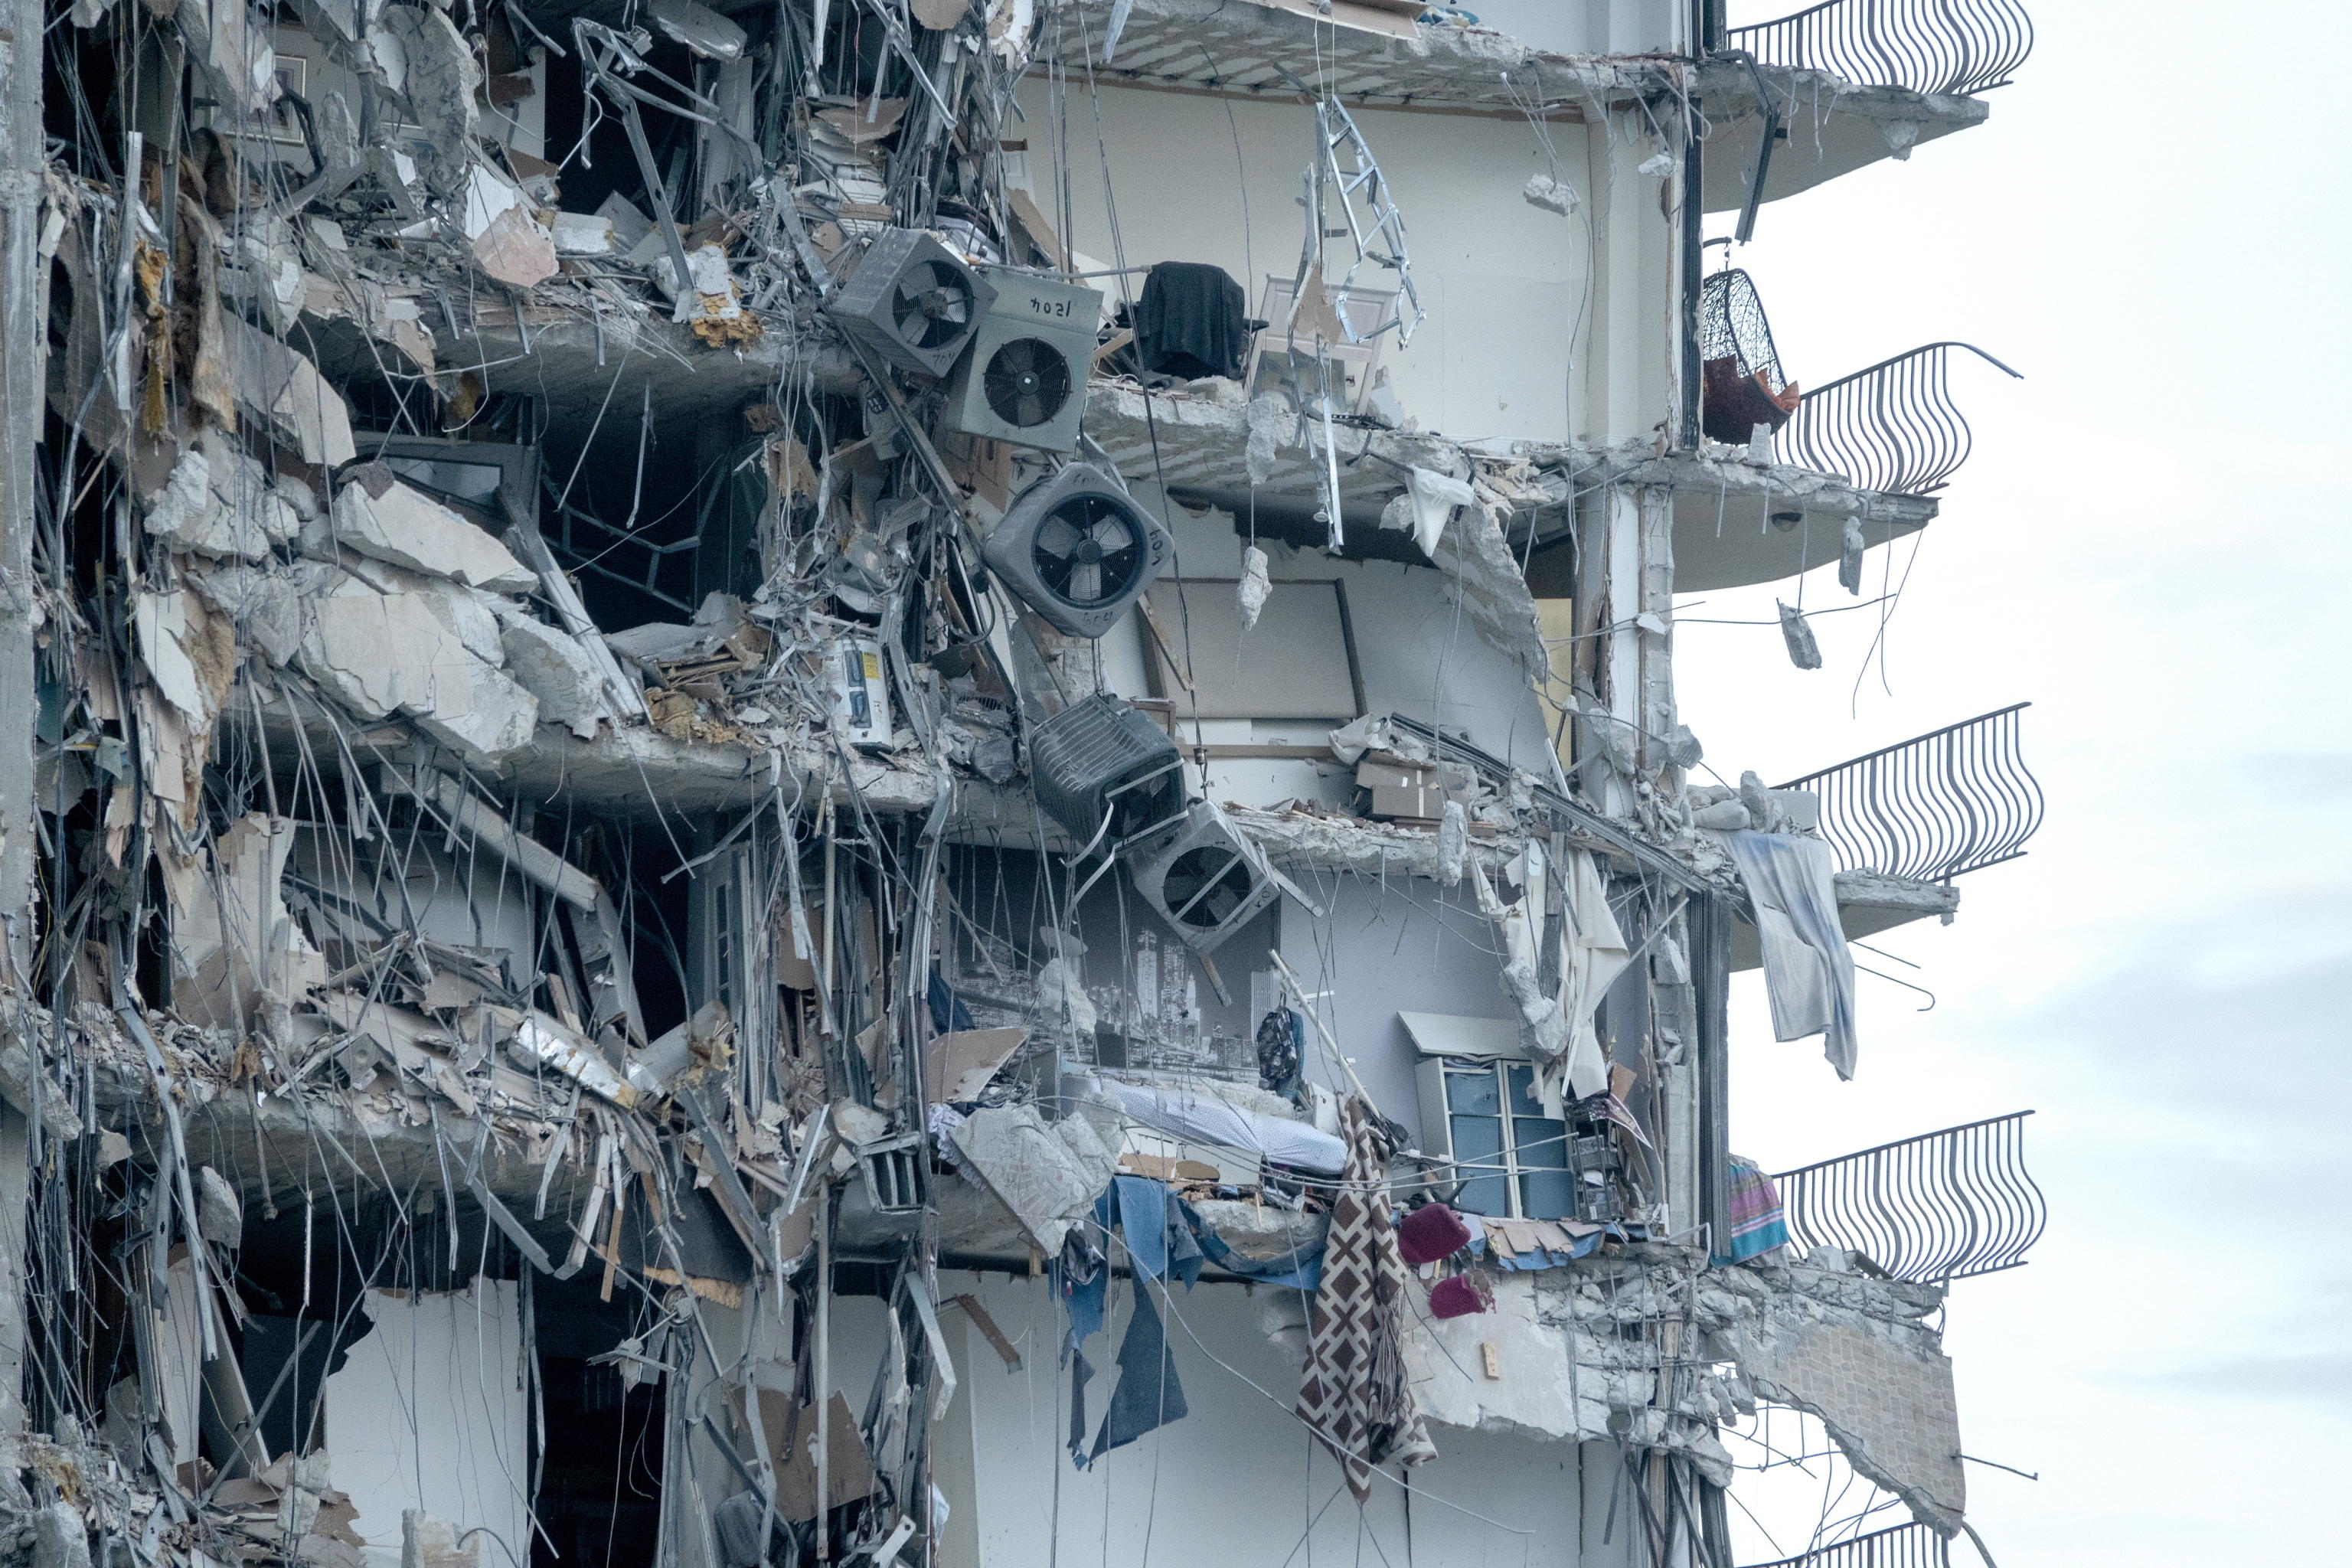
left=981, top=465, right=1171, bottom=639
left=1028, top=693, right=1189, bottom=855
left=1126, top=803, right=1280, bottom=954
left=945, top=267, right=1102, bottom=452
left=826, top=227, right=995, bottom=377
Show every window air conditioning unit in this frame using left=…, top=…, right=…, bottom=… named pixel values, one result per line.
left=1029, top=694, right=1189, bottom=854
left=945, top=267, right=1102, bottom=452
left=981, top=464, right=1171, bottom=639
left=826, top=227, right=995, bottom=377
left=1126, top=803, right=1279, bottom=954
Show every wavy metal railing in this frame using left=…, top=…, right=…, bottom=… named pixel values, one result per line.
left=1777, top=702, right=2042, bottom=883
left=1772, top=341, right=2020, bottom=496
left=1726, top=0, right=2034, bottom=96
left=1744, top=1523, right=1952, bottom=1568
left=1771, top=1111, right=2045, bottom=1282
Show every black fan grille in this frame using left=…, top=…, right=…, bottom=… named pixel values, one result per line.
left=1030, top=495, right=1143, bottom=609
left=983, top=337, right=1073, bottom=428
left=891, top=260, right=978, bottom=351
left=1160, top=846, right=1256, bottom=929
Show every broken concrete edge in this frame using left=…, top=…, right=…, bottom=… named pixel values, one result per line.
left=1086, top=381, right=1950, bottom=533
left=1050, top=0, right=1998, bottom=135
left=1831, top=869, right=1962, bottom=920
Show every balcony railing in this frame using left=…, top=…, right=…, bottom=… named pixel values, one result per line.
left=1772, top=341, right=2020, bottom=498
left=1726, top=0, right=2034, bottom=97
left=1772, top=1111, right=2046, bottom=1282
left=1777, top=702, right=2042, bottom=884
left=1744, top=1524, right=1952, bottom=1568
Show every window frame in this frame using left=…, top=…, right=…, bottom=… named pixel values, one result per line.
left=1414, top=1056, right=1577, bottom=1222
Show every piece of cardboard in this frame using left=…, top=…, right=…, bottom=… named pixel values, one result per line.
left=1356, top=756, right=1433, bottom=791
left=1369, top=784, right=1445, bottom=820
left=736, top=1389, right=879, bottom=1521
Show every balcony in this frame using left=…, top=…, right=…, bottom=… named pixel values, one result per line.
left=1678, top=269, right=2019, bottom=590
left=1770, top=1110, right=2047, bottom=1282
left=1701, top=0, right=2034, bottom=213
left=1726, top=704, right=2040, bottom=972
left=1772, top=342, right=2022, bottom=501
left=1743, top=1522, right=1956, bottom=1568
left=1727, top=0, right=2034, bottom=98
left=1777, top=702, right=2043, bottom=884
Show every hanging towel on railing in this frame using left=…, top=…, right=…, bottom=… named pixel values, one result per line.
left=1725, top=1156, right=1791, bottom=1263
left=1726, top=831, right=1859, bottom=1078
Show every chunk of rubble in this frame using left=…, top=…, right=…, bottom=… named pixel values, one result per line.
left=329, top=466, right=537, bottom=592
left=220, top=313, right=356, bottom=468
left=142, top=430, right=305, bottom=561
left=293, top=564, right=539, bottom=763
left=490, top=601, right=610, bottom=740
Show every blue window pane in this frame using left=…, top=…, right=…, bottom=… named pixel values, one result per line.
left=1519, top=1168, right=1575, bottom=1220
left=1450, top=1113, right=1508, bottom=1215
left=1505, top=1063, right=1543, bottom=1115
left=1455, top=1172, right=1510, bottom=1216
left=1512, top=1117, right=1568, bottom=1171
left=1449, top=1113, right=1504, bottom=1164
left=1446, top=1066, right=1501, bottom=1115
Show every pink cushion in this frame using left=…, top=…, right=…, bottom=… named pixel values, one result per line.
left=1397, top=1203, right=1471, bottom=1265
left=1428, top=1273, right=1491, bottom=1319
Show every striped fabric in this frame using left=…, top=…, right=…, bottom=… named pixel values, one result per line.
left=1726, top=1155, right=1791, bottom=1263
left=1293, top=1096, right=1436, bottom=1499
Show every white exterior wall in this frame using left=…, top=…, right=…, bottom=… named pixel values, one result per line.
left=1018, top=83, right=1598, bottom=444
left=1089, top=483, right=1559, bottom=803
left=1575, top=109, right=1682, bottom=447
left=323, top=1280, right=533, bottom=1568
left=929, top=1270, right=1628, bottom=1567
left=1276, top=874, right=1517, bottom=1151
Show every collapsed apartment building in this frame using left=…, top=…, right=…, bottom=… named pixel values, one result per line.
left=0, top=0, right=2056, bottom=1565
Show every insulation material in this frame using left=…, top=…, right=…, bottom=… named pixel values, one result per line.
left=323, top=1280, right=531, bottom=1568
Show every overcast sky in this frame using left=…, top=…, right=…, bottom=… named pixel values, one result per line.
left=1684, top=3, right=2352, bottom=1561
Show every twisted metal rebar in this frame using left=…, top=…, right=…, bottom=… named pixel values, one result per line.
left=1742, top=1523, right=1954, bottom=1568
left=1772, top=341, right=2020, bottom=497
left=1726, top=0, right=2034, bottom=96
left=1771, top=1111, right=2046, bottom=1282
left=1777, top=703, right=2043, bottom=884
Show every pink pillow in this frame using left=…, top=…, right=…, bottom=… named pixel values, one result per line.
left=1428, top=1273, right=1491, bottom=1319
left=1397, top=1204, right=1471, bottom=1265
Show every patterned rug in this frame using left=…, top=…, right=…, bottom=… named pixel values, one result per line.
left=1293, top=1095, right=1436, bottom=1499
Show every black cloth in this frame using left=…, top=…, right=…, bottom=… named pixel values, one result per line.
left=1133, top=262, right=1250, bottom=382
